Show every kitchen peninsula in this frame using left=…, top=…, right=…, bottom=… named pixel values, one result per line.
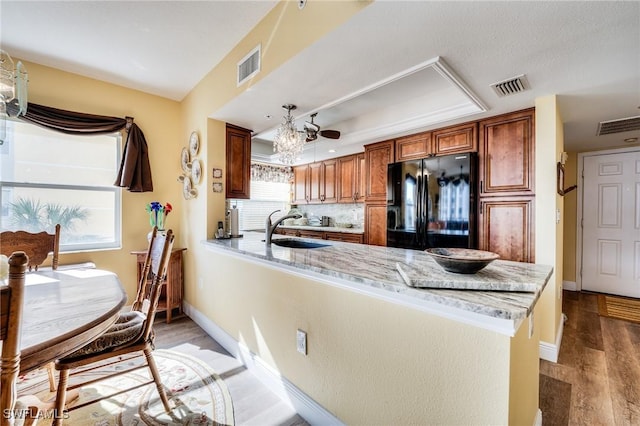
left=202, top=233, right=552, bottom=425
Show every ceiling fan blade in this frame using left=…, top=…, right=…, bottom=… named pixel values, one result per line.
left=320, top=129, right=340, bottom=139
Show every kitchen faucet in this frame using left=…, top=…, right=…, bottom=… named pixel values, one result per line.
left=265, top=210, right=302, bottom=245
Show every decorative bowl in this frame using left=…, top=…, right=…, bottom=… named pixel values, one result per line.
left=425, top=248, right=500, bottom=274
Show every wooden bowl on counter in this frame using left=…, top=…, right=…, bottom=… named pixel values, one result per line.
left=425, top=248, right=500, bottom=274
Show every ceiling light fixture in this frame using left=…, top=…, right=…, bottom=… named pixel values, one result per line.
left=0, top=49, right=28, bottom=144
left=273, top=104, right=304, bottom=164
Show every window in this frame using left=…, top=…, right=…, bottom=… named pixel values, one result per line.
left=231, top=180, right=290, bottom=231
left=0, top=120, right=122, bottom=251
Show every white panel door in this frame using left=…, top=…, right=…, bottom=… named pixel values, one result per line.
left=582, top=150, right=640, bottom=296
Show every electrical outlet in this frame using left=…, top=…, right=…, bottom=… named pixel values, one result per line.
left=296, top=329, right=307, bottom=355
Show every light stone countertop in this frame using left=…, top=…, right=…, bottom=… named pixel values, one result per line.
left=203, top=232, right=553, bottom=335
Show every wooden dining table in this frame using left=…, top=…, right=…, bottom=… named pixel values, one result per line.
left=20, top=267, right=127, bottom=374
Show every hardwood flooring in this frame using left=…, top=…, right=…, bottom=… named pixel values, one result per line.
left=153, top=315, right=309, bottom=426
left=540, top=291, right=640, bottom=426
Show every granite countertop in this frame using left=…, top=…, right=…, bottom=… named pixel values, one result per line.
left=203, top=232, right=553, bottom=335
left=279, top=224, right=364, bottom=234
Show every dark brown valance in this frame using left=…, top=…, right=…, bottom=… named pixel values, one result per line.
left=10, top=102, right=153, bottom=192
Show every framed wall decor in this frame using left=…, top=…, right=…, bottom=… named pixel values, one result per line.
left=212, top=182, right=223, bottom=193
left=212, top=168, right=223, bottom=179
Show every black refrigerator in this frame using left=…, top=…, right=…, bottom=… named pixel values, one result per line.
left=387, top=152, right=476, bottom=250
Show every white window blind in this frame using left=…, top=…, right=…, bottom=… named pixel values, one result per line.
left=232, top=180, right=290, bottom=231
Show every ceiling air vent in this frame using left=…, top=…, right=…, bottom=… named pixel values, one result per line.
left=490, top=74, right=530, bottom=97
left=237, top=44, right=261, bottom=86
left=596, top=116, right=640, bottom=136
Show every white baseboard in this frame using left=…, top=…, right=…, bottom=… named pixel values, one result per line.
left=539, top=313, right=565, bottom=362
left=182, top=301, right=343, bottom=426
left=563, top=280, right=577, bottom=291
left=534, top=408, right=542, bottom=426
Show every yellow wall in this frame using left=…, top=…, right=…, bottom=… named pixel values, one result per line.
left=534, top=95, right=563, bottom=349
left=23, top=60, right=182, bottom=301
left=179, top=0, right=370, bottom=328
left=562, top=152, right=578, bottom=282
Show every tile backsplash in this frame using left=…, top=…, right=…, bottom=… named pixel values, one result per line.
left=292, top=203, right=365, bottom=229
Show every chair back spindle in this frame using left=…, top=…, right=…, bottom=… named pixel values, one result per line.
left=1, top=251, right=28, bottom=426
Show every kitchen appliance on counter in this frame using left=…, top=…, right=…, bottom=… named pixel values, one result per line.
left=387, top=152, right=477, bottom=250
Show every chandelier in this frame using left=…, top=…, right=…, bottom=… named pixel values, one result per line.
left=0, top=49, right=28, bottom=144
left=273, top=104, right=304, bottom=164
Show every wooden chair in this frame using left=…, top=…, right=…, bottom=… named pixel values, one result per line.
left=1, top=252, right=28, bottom=426
left=52, top=228, right=175, bottom=426
left=1, top=224, right=61, bottom=393
left=0, top=224, right=61, bottom=272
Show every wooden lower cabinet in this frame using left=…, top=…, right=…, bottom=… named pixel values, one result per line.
left=131, top=247, right=186, bottom=323
left=275, top=228, right=364, bottom=243
left=478, top=197, right=534, bottom=263
left=365, top=203, right=387, bottom=246
left=325, top=232, right=364, bottom=243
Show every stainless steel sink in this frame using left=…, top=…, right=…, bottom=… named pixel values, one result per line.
left=272, top=239, right=329, bottom=249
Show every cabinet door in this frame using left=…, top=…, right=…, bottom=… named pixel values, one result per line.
left=308, top=162, right=323, bottom=203
left=225, top=124, right=252, bottom=199
left=479, top=109, right=535, bottom=196
left=298, top=230, right=324, bottom=240
left=337, top=155, right=357, bottom=203
left=364, top=140, right=394, bottom=202
left=478, top=196, right=534, bottom=263
left=325, top=232, right=364, bottom=244
left=365, top=203, right=388, bottom=246
left=292, top=165, right=309, bottom=204
left=433, top=122, right=477, bottom=155
left=356, top=153, right=366, bottom=202
left=322, top=159, right=338, bottom=203
left=395, top=132, right=431, bottom=161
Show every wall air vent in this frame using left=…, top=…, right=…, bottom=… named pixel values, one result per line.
left=490, top=74, right=530, bottom=97
left=237, top=44, right=261, bottom=86
left=596, top=116, right=640, bottom=136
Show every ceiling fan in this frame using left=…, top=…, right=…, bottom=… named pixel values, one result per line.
left=303, top=112, right=341, bottom=142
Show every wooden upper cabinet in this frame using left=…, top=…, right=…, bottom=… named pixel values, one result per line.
left=293, top=160, right=338, bottom=204
left=225, top=123, right=251, bottom=199
left=364, top=140, right=394, bottom=202
left=337, top=154, right=365, bottom=203
left=308, top=162, right=322, bottom=203
left=292, top=164, right=309, bottom=204
left=321, top=159, right=338, bottom=203
left=395, top=132, right=431, bottom=161
left=356, top=153, right=366, bottom=203
left=479, top=109, right=535, bottom=196
left=432, top=122, right=478, bottom=155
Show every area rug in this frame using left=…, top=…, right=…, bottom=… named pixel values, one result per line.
left=17, top=349, right=235, bottom=425
left=597, top=294, right=640, bottom=324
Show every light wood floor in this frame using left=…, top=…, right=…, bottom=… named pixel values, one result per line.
left=153, top=315, right=309, bottom=426
left=540, top=290, right=640, bottom=426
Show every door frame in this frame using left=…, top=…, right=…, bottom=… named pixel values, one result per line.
left=576, top=146, right=640, bottom=291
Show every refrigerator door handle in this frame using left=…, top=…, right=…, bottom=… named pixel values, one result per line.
left=417, top=171, right=424, bottom=246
